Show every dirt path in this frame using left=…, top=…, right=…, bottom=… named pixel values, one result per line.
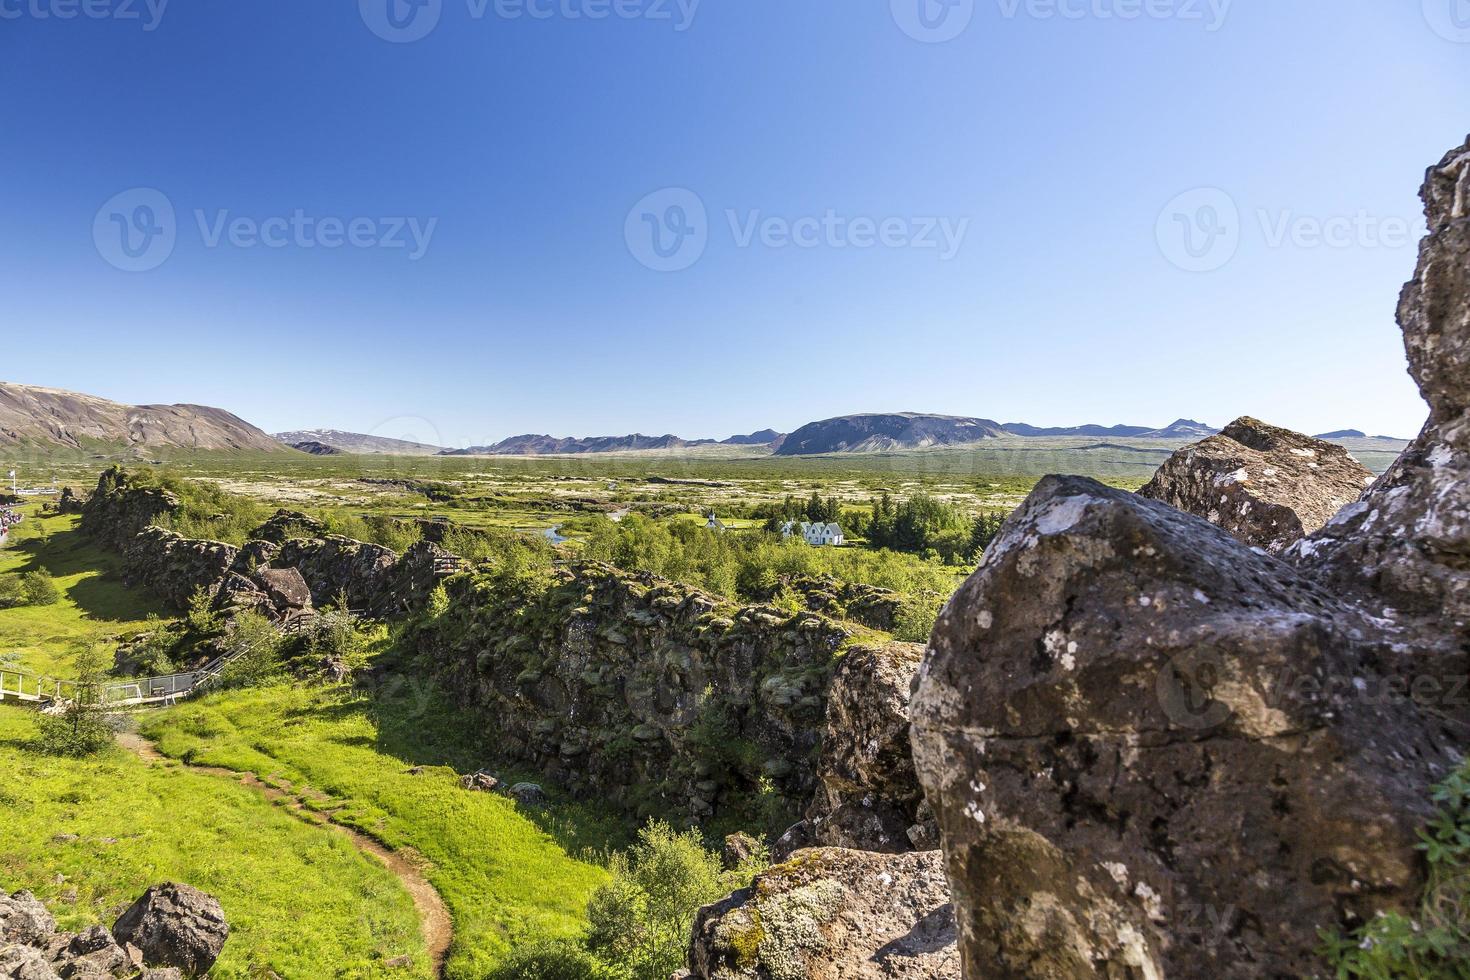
left=114, top=732, right=453, bottom=977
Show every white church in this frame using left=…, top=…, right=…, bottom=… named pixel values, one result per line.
left=780, top=520, right=845, bottom=547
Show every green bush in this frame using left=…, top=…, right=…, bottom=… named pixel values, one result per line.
left=586, top=820, right=758, bottom=980
left=19, top=569, right=60, bottom=606
left=487, top=940, right=624, bottom=980
left=33, top=646, right=113, bottom=757
left=0, top=573, right=24, bottom=608
left=217, top=611, right=286, bottom=687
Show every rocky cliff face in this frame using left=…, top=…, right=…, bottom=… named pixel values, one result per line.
left=910, top=136, right=1470, bottom=978
left=412, top=562, right=866, bottom=820
left=1139, top=416, right=1374, bottom=553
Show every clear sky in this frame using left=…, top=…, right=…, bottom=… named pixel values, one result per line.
left=3, top=0, right=1467, bottom=447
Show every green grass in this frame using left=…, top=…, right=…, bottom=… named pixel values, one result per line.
left=0, top=508, right=173, bottom=677
left=139, top=680, right=617, bottom=979
left=0, top=705, right=426, bottom=978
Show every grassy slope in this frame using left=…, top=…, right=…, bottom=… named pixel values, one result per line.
left=0, top=706, right=426, bottom=978
left=0, top=507, right=171, bottom=677
left=140, top=681, right=615, bottom=979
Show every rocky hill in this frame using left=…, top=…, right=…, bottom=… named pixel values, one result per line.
left=775, top=413, right=1009, bottom=455
left=0, top=382, right=288, bottom=454
left=271, top=429, right=445, bottom=455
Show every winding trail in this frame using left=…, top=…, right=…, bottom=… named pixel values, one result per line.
left=114, top=732, right=453, bottom=977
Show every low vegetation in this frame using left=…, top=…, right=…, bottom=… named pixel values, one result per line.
left=0, top=705, right=426, bottom=978
left=140, top=680, right=617, bottom=978
left=0, top=509, right=173, bottom=677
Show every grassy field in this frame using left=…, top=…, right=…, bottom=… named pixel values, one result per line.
left=0, top=507, right=172, bottom=678
left=139, top=680, right=618, bottom=979
left=0, top=705, right=427, bottom=978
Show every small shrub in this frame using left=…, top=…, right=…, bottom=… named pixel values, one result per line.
left=0, top=573, right=24, bottom=608
left=217, top=611, right=285, bottom=686
left=19, top=569, right=60, bottom=606
left=33, top=647, right=113, bottom=758
left=185, top=586, right=223, bottom=636
left=487, top=940, right=622, bottom=980
left=586, top=820, right=755, bottom=980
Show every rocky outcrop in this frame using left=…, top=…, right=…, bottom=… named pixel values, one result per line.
left=80, top=468, right=180, bottom=551
left=249, top=509, right=326, bottom=545
left=82, top=480, right=457, bottom=622
left=686, top=848, right=958, bottom=979
left=123, top=527, right=239, bottom=608
left=910, top=137, right=1470, bottom=979
left=412, top=562, right=858, bottom=820
left=1139, top=416, right=1374, bottom=553
left=752, top=576, right=906, bottom=632
left=793, top=643, right=935, bottom=855
left=0, top=884, right=226, bottom=978
left=55, top=487, right=85, bottom=515
left=112, top=883, right=229, bottom=977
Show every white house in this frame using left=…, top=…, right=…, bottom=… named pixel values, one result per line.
left=705, top=514, right=726, bottom=532
left=780, top=520, right=845, bottom=547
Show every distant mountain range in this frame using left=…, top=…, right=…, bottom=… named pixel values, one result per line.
left=272, top=429, right=446, bottom=456
left=0, top=382, right=288, bottom=454
left=0, top=382, right=1398, bottom=461
left=1000, top=419, right=1218, bottom=440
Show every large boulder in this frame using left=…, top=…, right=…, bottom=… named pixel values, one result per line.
left=123, top=527, right=238, bottom=609
left=686, top=848, right=958, bottom=979
left=0, top=886, right=215, bottom=979
left=910, top=136, right=1470, bottom=978
left=1138, top=416, right=1373, bottom=553
left=0, top=891, right=55, bottom=946
left=111, top=883, right=229, bottom=977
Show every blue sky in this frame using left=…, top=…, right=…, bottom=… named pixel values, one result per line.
left=3, top=0, right=1467, bottom=447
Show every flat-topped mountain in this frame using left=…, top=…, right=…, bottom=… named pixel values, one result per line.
left=1000, top=418, right=1218, bottom=439
left=0, top=382, right=288, bottom=454
left=443, top=433, right=717, bottom=456
left=775, top=413, right=1009, bottom=456
left=273, top=429, right=445, bottom=456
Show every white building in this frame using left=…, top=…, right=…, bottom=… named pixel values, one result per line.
left=780, top=520, right=845, bottom=547
left=705, top=514, right=726, bottom=532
